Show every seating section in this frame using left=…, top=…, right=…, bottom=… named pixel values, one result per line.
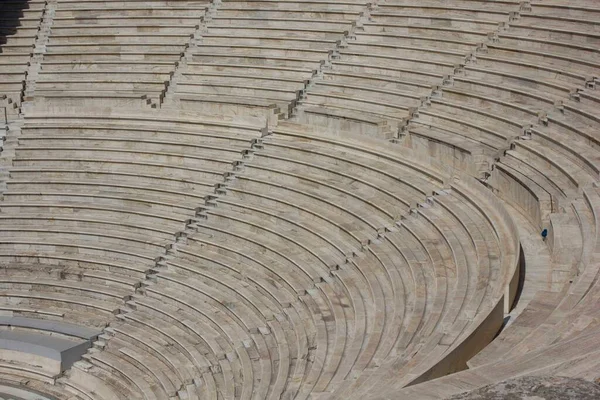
left=168, top=0, right=369, bottom=119
left=294, top=0, right=519, bottom=140
left=32, top=0, right=210, bottom=109
left=50, top=122, right=517, bottom=399
left=0, top=110, right=262, bottom=338
left=346, top=1, right=600, bottom=398
left=0, top=0, right=45, bottom=118
left=385, top=187, right=600, bottom=400
left=0, top=0, right=598, bottom=399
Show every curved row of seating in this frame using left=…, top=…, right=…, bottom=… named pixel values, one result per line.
left=0, top=112, right=263, bottom=346
left=288, top=0, right=599, bottom=300
left=294, top=0, right=523, bottom=138
left=56, top=122, right=518, bottom=399
left=382, top=185, right=600, bottom=399
left=0, top=0, right=598, bottom=398
left=339, top=0, right=600, bottom=397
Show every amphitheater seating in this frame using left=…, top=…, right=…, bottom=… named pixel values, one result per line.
left=169, top=0, right=369, bottom=118
left=388, top=187, right=600, bottom=398
left=0, top=111, right=263, bottom=331
left=0, top=0, right=599, bottom=399
left=348, top=2, right=600, bottom=397
left=33, top=0, right=211, bottom=109
left=0, top=0, right=45, bottom=114
left=43, top=121, right=518, bottom=399
left=294, top=0, right=521, bottom=137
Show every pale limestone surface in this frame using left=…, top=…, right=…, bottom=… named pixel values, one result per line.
left=0, top=0, right=598, bottom=399
left=447, top=376, right=600, bottom=400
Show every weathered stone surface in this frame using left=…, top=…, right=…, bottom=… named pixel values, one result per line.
left=447, top=376, right=600, bottom=400
left=1, top=0, right=600, bottom=399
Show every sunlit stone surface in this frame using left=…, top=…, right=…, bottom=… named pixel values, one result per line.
left=0, top=0, right=598, bottom=399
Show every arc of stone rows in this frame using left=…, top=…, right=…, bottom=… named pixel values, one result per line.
left=30, top=117, right=265, bottom=387
left=0, top=1, right=57, bottom=183
left=293, top=3, right=528, bottom=399
left=396, top=2, right=526, bottom=145
left=287, top=1, right=379, bottom=118
left=402, top=0, right=598, bottom=206
left=61, top=114, right=467, bottom=399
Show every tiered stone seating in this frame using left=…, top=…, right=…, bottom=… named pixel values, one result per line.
left=380, top=186, right=600, bottom=399
left=0, top=380, right=71, bottom=400
left=381, top=0, right=599, bottom=231
left=0, top=0, right=599, bottom=398
left=49, top=121, right=518, bottom=399
left=294, top=0, right=520, bottom=137
left=470, top=11, right=600, bottom=233
left=1, top=109, right=264, bottom=398
left=504, top=1, right=600, bottom=79
left=340, top=2, right=600, bottom=398
left=0, top=109, right=263, bottom=335
left=171, top=0, right=368, bottom=118
left=0, top=0, right=45, bottom=115
left=34, top=0, right=210, bottom=109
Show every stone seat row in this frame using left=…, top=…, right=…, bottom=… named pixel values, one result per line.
left=506, top=19, right=600, bottom=47
left=219, top=0, right=367, bottom=12
left=233, top=14, right=596, bottom=394
left=172, top=44, right=320, bottom=118
left=293, top=28, right=599, bottom=180
left=0, top=276, right=125, bottom=329
left=75, top=187, right=510, bottom=396
left=0, top=0, right=41, bottom=103
left=48, top=24, right=198, bottom=36
left=43, top=0, right=207, bottom=109
left=379, top=0, right=521, bottom=9
left=293, top=10, right=491, bottom=133
left=185, top=25, right=598, bottom=79
left=385, top=185, right=600, bottom=399
left=467, top=190, right=599, bottom=368
left=165, top=0, right=367, bottom=116
left=34, top=61, right=173, bottom=110
left=294, top=7, right=599, bottom=134
left=54, top=6, right=209, bottom=19
left=487, top=36, right=599, bottom=79
left=190, top=0, right=588, bottom=117
left=529, top=1, right=600, bottom=19
left=366, top=6, right=600, bottom=395
left=0, top=112, right=264, bottom=325
left=238, top=122, right=516, bottom=388
left=60, top=121, right=517, bottom=400
left=374, top=0, right=600, bottom=31
left=412, top=97, right=599, bottom=230
left=0, top=371, right=71, bottom=400
left=36, top=12, right=193, bottom=108
left=413, top=85, right=598, bottom=155
left=215, top=8, right=361, bottom=21
left=57, top=0, right=208, bottom=6
left=0, top=110, right=268, bottom=395
left=3, top=0, right=599, bottom=397
left=361, top=15, right=597, bottom=70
